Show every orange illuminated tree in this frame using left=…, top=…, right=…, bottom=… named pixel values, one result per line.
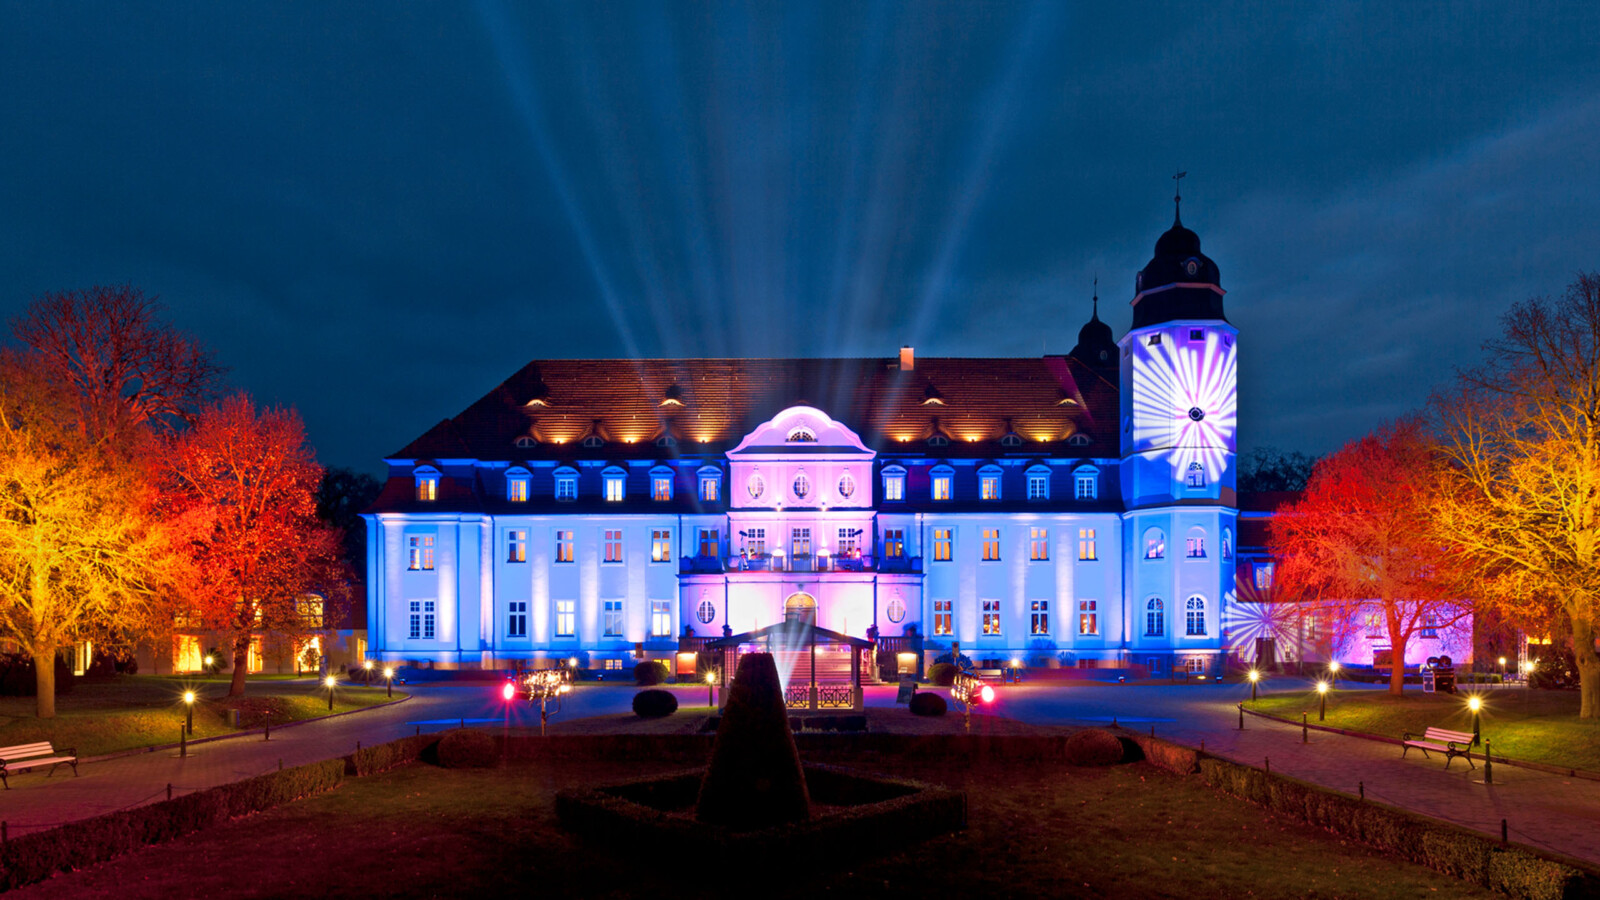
left=1269, top=417, right=1469, bottom=695
left=158, top=395, right=349, bottom=697
left=1433, top=273, right=1600, bottom=718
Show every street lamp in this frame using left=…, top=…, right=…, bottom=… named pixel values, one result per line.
left=203, top=655, right=215, bottom=674
left=1328, top=659, right=1340, bottom=685
left=1248, top=668, right=1260, bottom=702
left=183, top=690, right=196, bottom=735
left=1316, top=680, right=1329, bottom=721
left=363, top=659, right=374, bottom=684
left=704, top=667, right=719, bottom=708
left=1467, top=694, right=1482, bottom=745
left=325, top=674, right=337, bottom=711
left=384, top=666, right=395, bottom=698
left=1498, top=657, right=1507, bottom=684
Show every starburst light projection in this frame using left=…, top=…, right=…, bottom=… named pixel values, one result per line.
left=1130, top=330, right=1237, bottom=481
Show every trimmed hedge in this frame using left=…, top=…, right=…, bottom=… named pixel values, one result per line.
left=348, top=733, right=441, bottom=776
left=634, top=660, right=668, bottom=685
left=632, top=689, right=679, bottom=718
left=928, top=663, right=958, bottom=686
left=909, top=692, right=947, bottom=717
left=1124, top=732, right=1200, bottom=775
left=1063, top=728, right=1124, bottom=766
left=0, top=758, right=346, bottom=891
left=437, top=728, right=498, bottom=768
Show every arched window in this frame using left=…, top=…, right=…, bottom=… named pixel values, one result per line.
left=1185, top=526, right=1206, bottom=558
left=1027, top=464, right=1052, bottom=501
left=886, top=596, right=906, bottom=623
left=979, top=464, right=1003, bottom=501
left=881, top=465, right=906, bottom=502
left=698, top=465, right=722, bottom=502
left=793, top=471, right=811, bottom=501
left=696, top=600, right=716, bottom=624
left=1222, top=528, right=1233, bottom=559
left=1143, top=527, right=1166, bottom=560
left=1145, top=598, right=1164, bottom=637
left=1073, top=465, right=1097, bottom=501
left=413, top=466, right=440, bottom=502
left=1186, top=596, right=1207, bottom=636
left=553, top=466, right=578, bottom=501
left=930, top=465, right=954, bottom=501
left=602, top=466, right=627, bottom=502
left=1186, top=462, right=1206, bottom=488
left=506, top=467, right=530, bottom=503
left=837, top=472, right=856, bottom=500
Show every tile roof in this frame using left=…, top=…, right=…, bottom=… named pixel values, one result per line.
left=389, top=356, right=1118, bottom=462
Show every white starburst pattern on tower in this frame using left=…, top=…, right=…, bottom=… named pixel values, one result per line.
left=1130, top=331, right=1237, bottom=480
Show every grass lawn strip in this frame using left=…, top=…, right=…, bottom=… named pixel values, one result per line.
left=8, top=754, right=1494, bottom=899
left=0, top=675, right=399, bottom=757
left=1248, top=687, right=1600, bottom=773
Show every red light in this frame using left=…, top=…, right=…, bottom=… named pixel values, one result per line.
left=979, top=685, right=995, bottom=704
left=501, top=682, right=516, bottom=701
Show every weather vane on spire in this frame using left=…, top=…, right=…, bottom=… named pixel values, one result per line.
left=1092, top=276, right=1099, bottom=317
left=1172, top=170, right=1187, bottom=222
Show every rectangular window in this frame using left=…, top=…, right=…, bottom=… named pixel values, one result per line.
left=1076, top=474, right=1096, bottom=500
left=1030, top=600, right=1050, bottom=635
left=651, top=600, right=672, bottom=638
left=1186, top=537, right=1205, bottom=558
left=746, top=527, right=766, bottom=557
left=508, top=479, right=528, bottom=502
left=980, top=475, right=1000, bottom=501
left=1079, top=600, right=1098, bottom=636
left=933, top=599, right=953, bottom=636
left=555, top=600, right=575, bottom=638
left=1421, top=616, right=1439, bottom=639
left=604, top=600, right=623, bottom=637
left=933, top=528, right=952, bottom=562
left=605, top=477, right=625, bottom=502
left=604, top=529, right=623, bottom=563
left=556, top=477, right=576, bottom=501
left=417, top=477, right=437, bottom=502
left=297, top=595, right=324, bottom=629
left=836, top=528, right=858, bottom=558
left=981, top=527, right=1000, bottom=561
left=651, top=529, right=672, bottom=563
left=1078, top=528, right=1098, bottom=561
left=507, top=600, right=527, bottom=638
left=1146, top=534, right=1166, bottom=559
left=699, top=528, right=720, bottom=558
left=882, top=528, right=904, bottom=558
left=792, top=527, right=811, bottom=557
left=652, top=476, right=671, bottom=501
left=555, top=530, right=574, bottom=563
left=885, top=475, right=904, bottom=501
left=408, top=600, right=435, bottom=640
left=507, top=529, right=527, bottom=563
left=1028, top=474, right=1048, bottom=500
left=700, top=476, right=719, bottom=502
left=1030, top=526, right=1049, bottom=561
left=982, top=599, right=1002, bottom=636
left=1254, top=563, right=1274, bottom=591
left=932, top=475, right=951, bottom=501
left=407, top=535, right=435, bottom=571
left=604, top=658, right=623, bottom=670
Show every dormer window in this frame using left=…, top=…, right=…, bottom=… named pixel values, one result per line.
left=927, top=434, right=949, bottom=447
left=1068, top=433, right=1092, bottom=447
left=582, top=434, right=605, bottom=449
left=506, top=467, right=530, bottom=503
left=931, top=465, right=953, bottom=502
left=650, top=466, right=674, bottom=502
left=1186, top=462, right=1206, bottom=489
left=1000, top=432, right=1023, bottom=448
left=792, top=472, right=811, bottom=501
left=837, top=472, right=856, bottom=500
left=979, top=465, right=1002, bottom=501
left=414, top=466, right=439, bottom=502
left=603, top=466, right=626, bottom=502
left=1074, top=466, right=1098, bottom=501
left=698, top=466, right=722, bottom=503
left=1027, top=465, right=1051, bottom=500
left=881, top=465, right=906, bottom=502
left=553, top=467, right=578, bottom=501
left=513, top=435, right=536, bottom=449
left=655, top=434, right=676, bottom=448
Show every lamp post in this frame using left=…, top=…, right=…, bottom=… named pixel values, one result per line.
left=705, top=667, right=718, bottom=709
left=1248, top=668, right=1260, bottom=702
left=203, top=655, right=214, bottom=675
left=1498, top=656, right=1506, bottom=684
left=1316, top=680, right=1329, bottom=721
left=1328, top=659, right=1340, bottom=686
left=325, top=675, right=337, bottom=711
left=1468, top=695, right=1482, bottom=746
left=363, top=659, right=374, bottom=685
left=384, top=666, right=395, bottom=698
left=183, top=690, right=196, bottom=735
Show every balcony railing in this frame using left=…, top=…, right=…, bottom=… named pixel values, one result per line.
left=714, top=554, right=920, bottom=574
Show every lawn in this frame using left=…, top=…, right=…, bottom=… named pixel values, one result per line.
left=0, top=675, right=400, bottom=757
left=9, top=753, right=1494, bottom=899
left=1250, top=686, right=1600, bottom=772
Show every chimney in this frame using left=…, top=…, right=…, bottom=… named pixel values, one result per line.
left=899, top=345, right=915, bottom=371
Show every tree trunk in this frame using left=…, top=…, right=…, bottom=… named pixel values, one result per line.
left=1571, top=615, right=1600, bottom=719
left=229, top=633, right=250, bottom=697
left=33, top=647, right=56, bottom=718
left=1388, top=632, right=1408, bottom=696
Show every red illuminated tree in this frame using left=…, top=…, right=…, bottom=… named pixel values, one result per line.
left=159, top=395, right=349, bottom=697
left=1269, top=417, right=1470, bottom=695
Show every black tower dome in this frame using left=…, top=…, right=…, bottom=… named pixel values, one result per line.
left=1131, top=195, right=1227, bottom=328
left=1069, top=282, right=1118, bottom=368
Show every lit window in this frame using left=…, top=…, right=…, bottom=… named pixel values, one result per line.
left=1186, top=529, right=1206, bottom=558
left=982, top=599, right=1002, bottom=635
left=652, top=475, right=672, bottom=501
left=1186, top=462, right=1206, bottom=488
left=792, top=527, right=811, bottom=557
left=933, top=528, right=952, bottom=561
left=1078, top=528, right=1098, bottom=561
left=699, top=468, right=721, bottom=502
left=979, top=467, right=1001, bottom=501
left=605, top=658, right=624, bottom=670
left=933, top=599, right=953, bottom=636
left=507, top=475, right=529, bottom=503
left=1144, top=529, right=1166, bottom=560
left=698, top=528, right=719, bottom=558
left=882, top=467, right=905, bottom=501
left=836, top=527, right=859, bottom=558
left=507, top=600, right=527, bottom=638
left=604, top=529, right=623, bottom=563
left=1030, top=527, right=1049, bottom=561
left=507, top=529, right=527, bottom=563
left=1075, top=470, right=1097, bottom=501
left=651, top=529, right=672, bottom=563
left=747, top=473, right=765, bottom=500
left=1079, top=600, right=1098, bottom=635
left=1222, top=529, right=1232, bottom=559
left=604, top=469, right=626, bottom=502
left=932, top=467, right=953, bottom=501
left=415, top=468, right=439, bottom=502
left=1028, top=468, right=1050, bottom=500
left=886, top=597, right=906, bottom=623
left=696, top=599, right=715, bottom=624
left=604, top=600, right=623, bottom=637
left=793, top=472, right=810, bottom=501
left=297, top=594, right=324, bottom=629
left=883, top=528, right=905, bottom=558
left=555, top=530, right=574, bottom=563
left=1186, top=657, right=1204, bottom=674
left=745, top=527, right=766, bottom=557
left=981, top=528, right=1000, bottom=561
left=555, top=468, right=577, bottom=501
left=1146, top=598, right=1165, bottom=637
left=407, top=535, right=435, bottom=571
left=408, top=600, right=436, bottom=640
left=1030, top=600, right=1049, bottom=635
left=837, top=472, right=855, bottom=500
left=555, top=600, right=575, bottom=637
left=1186, top=596, right=1207, bottom=636
left=1254, top=563, right=1274, bottom=591
left=651, top=600, right=672, bottom=637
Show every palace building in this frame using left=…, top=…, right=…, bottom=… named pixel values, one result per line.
left=363, top=209, right=1240, bottom=679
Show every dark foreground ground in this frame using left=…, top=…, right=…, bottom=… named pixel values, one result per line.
left=12, top=751, right=1490, bottom=899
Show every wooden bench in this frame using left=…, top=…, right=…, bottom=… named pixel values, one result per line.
left=0, top=741, right=78, bottom=789
left=1401, top=727, right=1476, bottom=770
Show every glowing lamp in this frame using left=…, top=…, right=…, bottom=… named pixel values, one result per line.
left=501, top=681, right=516, bottom=702
left=1329, top=660, right=1340, bottom=673
left=383, top=667, right=395, bottom=679
left=1247, top=669, right=1260, bottom=682
left=203, top=655, right=214, bottom=668
left=324, top=675, right=337, bottom=689
left=568, top=657, right=578, bottom=668
left=1468, top=696, right=1481, bottom=712
left=704, top=671, right=716, bottom=685
left=1498, top=657, right=1506, bottom=667
left=979, top=685, right=995, bottom=704
left=1010, top=658, right=1022, bottom=669
left=558, top=684, right=572, bottom=694
left=364, top=660, right=374, bottom=671
left=1316, top=681, right=1328, bottom=694
left=183, top=690, right=196, bottom=704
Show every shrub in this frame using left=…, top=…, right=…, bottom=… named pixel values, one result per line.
left=436, top=728, right=498, bottom=768
left=909, top=691, right=947, bottom=717
left=348, top=733, right=440, bottom=776
left=1064, top=728, right=1125, bottom=766
left=928, top=663, right=958, bottom=687
left=632, top=689, right=679, bottom=718
left=697, top=652, right=811, bottom=827
left=634, top=660, right=668, bottom=686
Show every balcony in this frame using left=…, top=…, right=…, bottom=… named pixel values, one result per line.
left=717, top=553, right=921, bottom=574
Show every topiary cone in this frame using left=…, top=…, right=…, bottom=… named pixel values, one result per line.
left=696, top=652, right=811, bottom=827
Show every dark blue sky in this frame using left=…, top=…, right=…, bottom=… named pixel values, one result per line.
left=3, top=2, right=1597, bottom=473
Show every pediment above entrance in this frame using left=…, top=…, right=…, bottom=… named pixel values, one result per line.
left=728, top=406, right=875, bottom=458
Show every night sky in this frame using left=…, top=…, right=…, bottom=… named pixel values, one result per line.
left=2, top=2, right=1597, bottom=474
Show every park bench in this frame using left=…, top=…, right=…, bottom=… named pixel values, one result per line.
left=0, top=741, right=78, bottom=788
left=1400, top=727, right=1476, bottom=770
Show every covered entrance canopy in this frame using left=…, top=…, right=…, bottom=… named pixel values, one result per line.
left=706, top=618, right=872, bottom=711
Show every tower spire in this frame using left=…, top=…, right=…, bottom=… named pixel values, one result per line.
left=1091, top=276, right=1100, bottom=320
left=1172, top=170, right=1187, bottom=224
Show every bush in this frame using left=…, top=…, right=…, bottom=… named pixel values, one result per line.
left=436, top=729, right=498, bottom=768
left=632, top=689, right=679, bottom=718
left=697, top=652, right=810, bottom=827
left=1063, top=728, right=1125, bottom=766
left=348, top=733, right=440, bottom=776
left=928, top=663, right=958, bottom=687
left=909, top=691, right=947, bottom=717
left=634, top=660, right=668, bottom=686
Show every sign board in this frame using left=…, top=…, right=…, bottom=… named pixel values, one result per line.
left=895, top=678, right=917, bottom=704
